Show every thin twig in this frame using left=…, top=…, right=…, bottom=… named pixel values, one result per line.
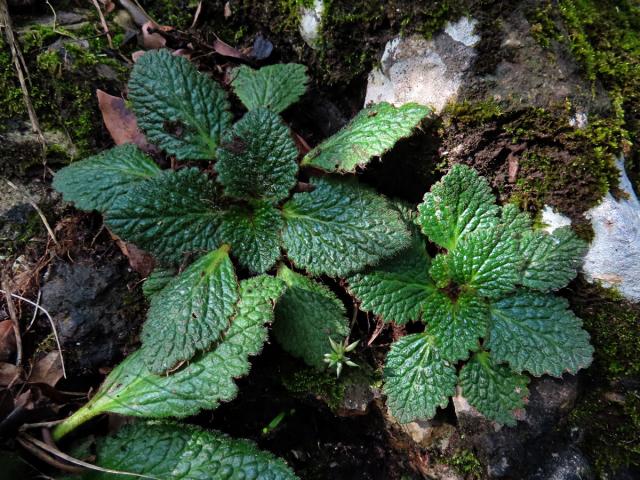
left=19, top=434, right=159, bottom=479
left=6, top=181, right=60, bottom=248
left=0, top=289, right=66, bottom=379
left=21, top=419, right=65, bottom=429
left=190, top=1, right=203, bottom=29
left=91, top=0, right=113, bottom=48
left=1, top=279, right=23, bottom=367
left=0, top=0, right=46, bottom=149
left=17, top=436, right=85, bottom=474
left=26, top=289, right=42, bottom=331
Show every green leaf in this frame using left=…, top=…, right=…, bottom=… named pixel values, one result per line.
left=423, top=290, right=489, bottom=361
left=383, top=333, right=457, bottom=423
left=87, top=421, right=298, bottom=479
left=487, top=292, right=593, bottom=377
left=230, top=63, right=308, bottom=114
left=128, top=49, right=231, bottom=160
left=52, top=145, right=160, bottom=213
left=417, top=164, right=499, bottom=250
left=218, top=202, right=283, bottom=273
left=142, top=268, right=175, bottom=299
left=216, top=108, right=298, bottom=201
left=458, top=352, right=529, bottom=426
left=520, top=227, right=587, bottom=291
left=500, top=203, right=532, bottom=237
left=282, top=176, right=411, bottom=276
left=446, top=225, right=521, bottom=299
left=301, top=102, right=431, bottom=172
left=140, top=246, right=238, bottom=373
left=273, top=265, right=349, bottom=368
left=107, top=168, right=223, bottom=264
left=347, top=238, right=434, bottom=324
left=53, top=276, right=284, bottom=439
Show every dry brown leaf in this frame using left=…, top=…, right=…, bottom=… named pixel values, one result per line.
left=141, top=21, right=167, bottom=49
left=0, top=320, right=15, bottom=362
left=0, top=362, right=21, bottom=386
left=29, top=351, right=63, bottom=387
left=110, top=231, right=156, bottom=277
left=131, top=49, right=146, bottom=62
left=96, top=89, right=153, bottom=152
left=212, top=38, right=248, bottom=60
left=224, top=2, right=232, bottom=18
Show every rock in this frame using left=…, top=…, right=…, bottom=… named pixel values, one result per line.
left=583, top=157, right=640, bottom=302
left=528, top=446, right=594, bottom=480
left=299, top=0, right=324, bottom=49
left=364, top=17, right=480, bottom=112
left=541, top=205, right=572, bottom=233
left=336, top=374, right=374, bottom=416
left=41, top=256, right=143, bottom=376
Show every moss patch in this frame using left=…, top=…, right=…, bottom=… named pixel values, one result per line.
left=445, top=449, right=483, bottom=479
left=281, top=367, right=347, bottom=412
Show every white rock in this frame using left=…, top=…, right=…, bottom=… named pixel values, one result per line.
left=541, top=205, right=572, bottom=233
left=569, top=111, right=588, bottom=129
left=299, top=0, right=324, bottom=49
left=364, top=17, right=479, bottom=112
left=583, top=156, right=640, bottom=302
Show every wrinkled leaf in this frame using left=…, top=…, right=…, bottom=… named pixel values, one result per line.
left=53, top=145, right=160, bottom=213
left=282, top=176, right=411, bottom=276
left=273, top=265, right=349, bottom=368
left=302, top=102, right=431, bottom=172
left=140, top=246, right=238, bottom=373
left=129, top=49, right=231, bottom=160
left=487, top=292, right=593, bottom=377
left=86, top=421, right=298, bottom=479
left=216, top=108, right=298, bottom=202
left=142, top=268, right=175, bottom=298
left=231, top=63, right=308, bottom=113
left=384, top=333, right=457, bottom=423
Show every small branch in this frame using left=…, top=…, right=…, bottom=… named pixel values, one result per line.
left=91, top=0, right=113, bottom=48
left=17, top=436, right=84, bottom=474
left=1, top=279, right=23, bottom=368
left=6, top=181, right=60, bottom=248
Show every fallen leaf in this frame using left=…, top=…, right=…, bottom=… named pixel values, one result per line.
left=0, top=320, right=15, bottom=362
left=212, top=37, right=248, bottom=60
left=110, top=232, right=156, bottom=277
left=29, top=351, right=63, bottom=387
left=96, top=89, right=153, bottom=152
left=132, top=50, right=146, bottom=62
left=0, top=362, right=21, bottom=387
left=141, top=21, right=166, bottom=49
left=224, top=2, right=232, bottom=18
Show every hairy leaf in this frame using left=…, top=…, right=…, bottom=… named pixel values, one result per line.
left=54, top=276, right=284, bottom=433
left=273, top=265, right=349, bottom=368
left=129, top=49, right=231, bottom=160
left=231, top=63, right=308, bottom=113
left=107, top=168, right=222, bottom=263
left=520, top=227, right=587, bottom=291
left=458, top=352, right=529, bottom=426
left=216, top=108, right=298, bottom=201
left=447, top=225, right=521, bottom=299
left=384, top=333, right=457, bottom=423
left=423, top=291, right=489, bottom=361
left=140, top=247, right=238, bottom=373
left=87, top=422, right=298, bottom=479
left=417, top=164, right=499, bottom=250
left=53, top=145, right=160, bottom=213
left=282, top=176, right=411, bottom=276
left=348, top=238, right=434, bottom=324
left=142, top=268, right=175, bottom=298
left=487, top=292, right=593, bottom=377
left=500, top=203, right=532, bottom=236
left=302, top=102, right=430, bottom=172
left=218, top=202, right=283, bottom=273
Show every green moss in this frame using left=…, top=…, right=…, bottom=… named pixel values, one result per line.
left=0, top=38, right=25, bottom=126
left=445, top=449, right=483, bottom=479
left=528, top=1, right=562, bottom=48
left=281, top=367, right=346, bottom=412
left=443, top=99, right=504, bottom=126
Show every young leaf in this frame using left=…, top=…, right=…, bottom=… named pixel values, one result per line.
left=282, top=176, right=411, bottom=276
left=520, top=227, right=587, bottom=291
left=273, top=265, right=349, bottom=368
left=301, top=102, right=431, bottom=172
left=231, top=63, right=308, bottom=114
left=53, top=276, right=284, bottom=439
left=216, top=108, right=298, bottom=202
left=384, top=333, right=457, bottom=423
left=53, top=145, right=160, bottom=213
left=347, top=238, right=434, bottom=324
left=87, top=422, right=298, bottom=479
left=128, top=49, right=232, bottom=160
left=458, top=352, right=529, bottom=426
left=142, top=268, right=175, bottom=298
left=140, top=246, right=238, bottom=373
left=417, top=164, right=499, bottom=250
left=107, top=168, right=223, bottom=263
left=487, top=292, right=593, bottom=377
left=218, top=202, right=283, bottom=273
left=446, top=225, right=521, bottom=299
left=423, top=290, right=489, bottom=361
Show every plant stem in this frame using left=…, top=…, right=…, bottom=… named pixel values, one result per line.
left=52, top=404, right=101, bottom=441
